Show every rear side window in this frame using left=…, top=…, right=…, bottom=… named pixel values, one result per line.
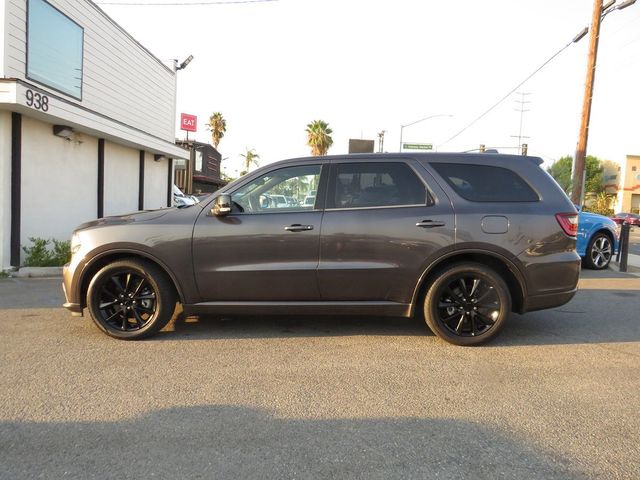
left=431, top=163, right=539, bottom=202
left=329, top=162, right=429, bottom=209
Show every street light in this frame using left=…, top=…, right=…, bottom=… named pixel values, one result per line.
left=175, top=55, right=194, bottom=71
left=571, top=0, right=636, bottom=205
left=399, top=114, right=452, bottom=152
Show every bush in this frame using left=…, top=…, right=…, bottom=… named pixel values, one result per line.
left=22, top=237, right=71, bottom=267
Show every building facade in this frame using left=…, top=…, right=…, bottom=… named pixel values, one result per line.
left=603, top=155, right=640, bottom=214
left=174, top=140, right=226, bottom=195
left=0, top=0, right=188, bottom=269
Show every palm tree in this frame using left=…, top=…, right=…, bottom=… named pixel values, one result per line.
left=206, top=112, right=226, bottom=148
left=306, top=120, right=333, bottom=156
left=240, top=148, right=260, bottom=176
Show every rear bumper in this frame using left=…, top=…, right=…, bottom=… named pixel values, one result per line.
left=522, top=288, right=577, bottom=313
left=517, top=250, right=581, bottom=313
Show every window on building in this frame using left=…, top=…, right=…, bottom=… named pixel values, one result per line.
left=633, top=166, right=637, bottom=172
left=431, top=163, right=539, bottom=202
left=27, top=0, right=84, bottom=99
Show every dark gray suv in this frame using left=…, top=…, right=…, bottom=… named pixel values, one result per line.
left=63, top=153, right=581, bottom=345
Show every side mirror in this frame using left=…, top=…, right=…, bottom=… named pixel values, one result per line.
left=212, top=194, right=232, bottom=216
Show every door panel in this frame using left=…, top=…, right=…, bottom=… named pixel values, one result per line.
left=192, top=163, right=325, bottom=302
left=192, top=211, right=322, bottom=301
left=318, top=160, right=455, bottom=304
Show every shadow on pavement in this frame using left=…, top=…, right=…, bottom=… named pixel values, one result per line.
left=165, top=313, right=430, bottom=340
left=0, top=405, right=583, bottom=479
left=162, top=281, right=640, bottom=346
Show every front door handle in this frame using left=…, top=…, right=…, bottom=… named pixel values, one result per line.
left=416, top=220, right=446, bottom=228
left=284, top=224, right=314, bottom=232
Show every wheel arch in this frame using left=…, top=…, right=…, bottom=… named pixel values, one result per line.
left=410, top=250, right=527, bottom=317
left=78, top=250, right=185, bottom=309
left=590, top=228, right=615, bottom=245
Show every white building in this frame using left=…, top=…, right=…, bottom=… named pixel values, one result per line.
left=0, top=0, right=188, bottom=269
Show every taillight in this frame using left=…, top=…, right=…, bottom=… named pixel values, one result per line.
left=556, top=213, right=578, bottom=237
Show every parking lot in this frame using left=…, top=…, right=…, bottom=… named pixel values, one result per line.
left=1, top=268, right=639, bottom=479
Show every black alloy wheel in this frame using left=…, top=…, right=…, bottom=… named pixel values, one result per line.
left=584, top=233, right=612, bottom=270
left=424, top=263, right=511, bottom=346
left=87, top=259, right=176, bottom=339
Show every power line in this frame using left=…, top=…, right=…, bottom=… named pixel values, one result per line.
left=438, top=32, right=585, bottom=149
left=95, top=0, right=278, bottom=5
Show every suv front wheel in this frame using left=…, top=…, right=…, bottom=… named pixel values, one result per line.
left=87, top=259, right=176, bottom=340
left=424, top=263, right=511, bottom=346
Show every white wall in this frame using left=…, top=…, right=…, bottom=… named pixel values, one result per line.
left=4, top=0, right=176, bottom=142
left=20, top=115, right=98, bottom=254
left=103, top=140, right=138, bottom=217
left=0, top=110, right=11, bottom=269
left=0, top=0, right=7, bottom=77
left=143, top=151, right=169, bottom=210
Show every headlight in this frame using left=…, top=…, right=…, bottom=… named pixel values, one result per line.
left=71, top=233, right=81, bottom=255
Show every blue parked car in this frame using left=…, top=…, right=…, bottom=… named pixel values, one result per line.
left=577, top=210, right=619, bottom=270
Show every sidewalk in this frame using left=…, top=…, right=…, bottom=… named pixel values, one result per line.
left=613, top=253, right=640, bottom=274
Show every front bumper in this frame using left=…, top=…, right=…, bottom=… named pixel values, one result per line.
left=62, top=264, right=83, bottom=316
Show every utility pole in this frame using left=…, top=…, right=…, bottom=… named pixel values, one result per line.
left=378, top=130, right=386, bottom=153
left=511, top=92, right=531, bottom=153
left=571, top=0, right=603, bottom=204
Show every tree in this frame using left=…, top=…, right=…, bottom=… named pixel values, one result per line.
left=583, top=191, right=615, bottom=217
left=240, top=148, right=260, bottom=176
left=546, top=155, right=604, bottom=196
left=206, top=112, right=226, bottom=148
left=306, top=120, right=333, bottom=156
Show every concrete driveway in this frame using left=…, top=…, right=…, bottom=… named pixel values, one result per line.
left=0, top=270, right=639, bottom=479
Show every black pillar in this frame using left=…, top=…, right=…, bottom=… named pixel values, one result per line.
left=10, top=113, right=22, bottom=267
left=167, top=158, right=173, bottom=207
left=138, top=150, right=145, bottom=211
left=97, top=139, right=104, bottom=218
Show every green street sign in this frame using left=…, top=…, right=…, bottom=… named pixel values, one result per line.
left=403, top=143, right=433, bottom=150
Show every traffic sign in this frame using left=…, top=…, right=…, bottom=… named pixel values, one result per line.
left=402, top=143, right=433, bottom=150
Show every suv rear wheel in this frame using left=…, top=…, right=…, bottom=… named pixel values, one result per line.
left=87, top=259, right=176, bottom=340
left=424, top=263, right=511, bottom=346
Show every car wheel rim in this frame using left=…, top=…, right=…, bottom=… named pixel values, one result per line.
left=96, top=271, right=157, bottom=331
left=591, top=237, right=611, bottom=268
left=436, top=275, right=501, bottom=337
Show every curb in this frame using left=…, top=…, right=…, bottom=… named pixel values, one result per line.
left=12, top=267, right=63, bottom=278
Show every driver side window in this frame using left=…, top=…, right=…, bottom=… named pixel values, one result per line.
left=232, top=164, right=321, bottom=214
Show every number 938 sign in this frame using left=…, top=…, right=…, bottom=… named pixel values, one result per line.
left=25, top=89, right=49, bottom=112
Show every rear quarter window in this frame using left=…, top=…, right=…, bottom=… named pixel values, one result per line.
left=430, top=163, right=539, bottom=202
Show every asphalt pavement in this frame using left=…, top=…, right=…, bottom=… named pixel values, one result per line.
left=1, top=270, right=639, bottom=479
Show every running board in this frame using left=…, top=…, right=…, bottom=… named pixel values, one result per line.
left=182, top=301, right=412, bottom=317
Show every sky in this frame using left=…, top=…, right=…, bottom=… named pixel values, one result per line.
left=96, top=0, right=640, bottom=177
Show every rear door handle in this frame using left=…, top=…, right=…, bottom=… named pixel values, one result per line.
left=416, top=220, right=446, bottom=228
left=284, top=224, right=314, bottom=232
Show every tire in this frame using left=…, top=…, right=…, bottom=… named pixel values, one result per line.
left=86, top=259, right=177, bottom=340
left=583, top=232, right=613, bottom=270
left=423, top=263, right=511, bottom=346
